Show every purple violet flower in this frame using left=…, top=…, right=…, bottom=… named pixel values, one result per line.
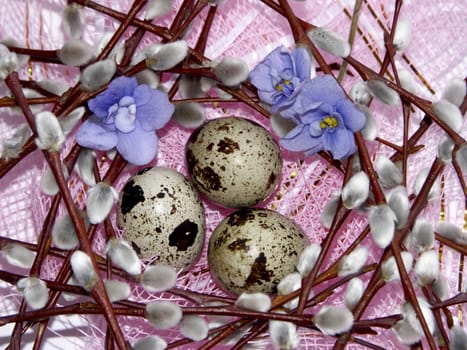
left=249, top=46, right=313, bottom=112
left=278, top=75, right=366, bottom=160
left=76, top=76, right=174, bottom=165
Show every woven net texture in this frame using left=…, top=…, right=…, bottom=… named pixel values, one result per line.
left=0, top=0, right=466, bottom=349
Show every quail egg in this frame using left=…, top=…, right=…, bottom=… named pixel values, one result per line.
left=185, top=117, right=282, bottom=208
left=208, top=208, right=308, bottom=295
left=117, top=167, right=205, bottom=270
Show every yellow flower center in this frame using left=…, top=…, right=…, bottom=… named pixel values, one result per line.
left=320, top=116, right=338, bottom=129
left=275, top=79, right=291, bottom=91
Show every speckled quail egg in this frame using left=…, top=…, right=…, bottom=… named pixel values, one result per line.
left=185, top=117, right=282, bottom=208
left=208, top=208, right=308, bottom=295
left=117, top=167, right=205, bottom=270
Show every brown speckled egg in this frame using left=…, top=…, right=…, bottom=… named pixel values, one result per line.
left=208, top=208, right=308, bottom=295
left=117, top=167, right=205, bottom=270
left=185, top=117, right=282, bottom=208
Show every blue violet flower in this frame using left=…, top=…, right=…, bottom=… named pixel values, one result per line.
left=76, top=76, right=174, bottom=165
left=249, top=46, right=314, bottom=112
left=278, top=75, right=366, bottom=160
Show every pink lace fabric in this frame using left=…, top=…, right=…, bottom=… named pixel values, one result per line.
left=0, top=0, right=466, bottom=349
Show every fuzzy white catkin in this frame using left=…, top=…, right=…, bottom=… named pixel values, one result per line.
left=368, top=205, right=397, bottom=248
left=63, top=4, right=83, bottom=39
left=80, top=59, right=116, bottom=91
left=277, top=272, right=302, bottom=310
left=375, top=156, right=402, bottom=188
left=341, top=171, right=370, bottom=209
left=173, top=102, right=206, bottom=129
left=0, top=43, right=19, bottom=79
left=146, top=41, right=188, bottom=71
left=438, top=137, right=455, bottom=163
left=436, top=221, right=467, bottom=245
left=308, top=27, right=350, bottom=57
left=52, top=214, right=79, bottom=250
left=140, top=265, right=177, bottom=292
left=456, top=143, right=467, bottom=173
left=17, top=277, right=49, bottom=310
left=2, top=243, right=35, bottom=269
left=349, top=81, right=371, bottom=105
left=133, top=335, right=167, bottom=350
left=387, top=186, right=409, bottom=229
left=357, top=105, right=378, bottom=141
left=414, top=250, right=439, bottom=286
left=381, top=251, right=413, bottom=282
left=145, top=301, right=183, bottom=329
left=345, top=277, right=364, bottom=310
left=320, top=194, right=339, bottom=229
left=450, top=325, right=467, bottom=350
left=75, top=148, right=97, bottom=186
left=314, top=306, right=354, bottom=335
left=213, top=57, right=249, bottom=86
left=104, top=280, right=131, bottom=303
left=86, top=182, right=118, bottom=224
left=392, top=20, right=411, bottom=51
left=413, top=168, right=440, bottom=200
left=366, top=79, right=401, bottom=106
left=40, top=163, right=69, bottom=196
left=144, top=0, right=173, bottom=20
left=60, top=107, right=85, bottom=135
left=70, top=250, right=98, bottom=291
left=1, top=123, right=31, bottom=160
left=432, top=100, right=464, bottom=133
left=442, top=78, right=466, bottom=107
left=268, top=319, right=300, bottom=350
left=179, top=315, right=209, bottom=341
left=105, top=238, right=142, bottom=276
left=398, top=69, right=418, bottom=95
left=296, top=243, right=321, bottom=277
left=409, top=218, right=434, bottom=253
left=34, top=111, right=65, bottom=151
left=58, top=39, right=93, bottom=66
left=38, top=79, right=69, bottom=96
left=338, top=246, right=368, bottom=276
left=270, top=113, right=297, bottom=138
left=402, top=298, right=435, bottom=336
left=235, top=293, right=271, bottom=312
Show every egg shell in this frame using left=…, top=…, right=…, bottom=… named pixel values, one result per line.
left=117, top=167, right=205, bottom=270
left=208, top=208, right=308, bottom=295
left=185, top=117, right=282, bottom=208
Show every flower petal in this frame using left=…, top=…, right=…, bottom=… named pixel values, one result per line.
left=322, top=128, right=355, bottom=160
left=88, top=76, right=138, bottom=118
left=300, top=75, right=346, bottom=106
left=335, top=99, right=366, bottom=132
left=116, top=123, right=158, bottom=165
left=134, top=85, right=174, bottom=131
left=280, top=124, right=323, bottom=154
left=292, top=47, right=313, bottom=80
left=76, top=117, right=118, bottom=151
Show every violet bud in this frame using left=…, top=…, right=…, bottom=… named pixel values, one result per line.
left=86, top=182, right=118, bottom=224
left=133, top=335, right=167, bottom=350
left=140, top=265, right=177, bottom=292
left=432, top=100, right=464, bottom=133
left=16, top=277, right=49, bottom=310
left=58, top=39, right=93, bottom=66
left=366, top=79, right=401, bottom=106
left=442, top=78, right=466, bottom=107
left=308, top=27, right=350, bottom=57
left=213, top=57, right=249, bottom=87
left=314, top=305, right=354, bottom=335
left=235, top=292, right=271, bottom=312
left=146, top=301, right=183, bottom=329
left=80, top=59, right=116, bottom=91
left=341, top=171, right=370, bottom=209
left=105, top=238, right=142, bottom=276
left=104, top=279, right=131, bottom=303
left=368, top=205, right=397, bottom=248
left=338, top=246, right=368, bottom=276
left=375, top=155, right=402, bottom=188
left=34, top=111, right=65, bottom=151
left=146, top=41, right=188, bottom=71
left=1, top=243, right=35, bottom=269
left=70, top=250, right=98, bottom=291
left=173, top=102, right=206, bottom=129
left=179, top=315, right=209, bottom=341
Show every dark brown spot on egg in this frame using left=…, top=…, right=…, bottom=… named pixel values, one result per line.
left=121, top=180, right=145, bottom=215
left=227, top=208, right=255, bottom=226
left=131, top=241, right=141, bottom=255
left=244, top=252, right=273, bottom=288
left=217, top=123, right=230, bottom=132
left=137, top=167, right=152, bottom=175
left=169, top=219, right=198, bottom=251
left=217, top=137, right=239, bottom=154
left=267, top=172, right=277, bottom=189
left=228, top=238, right=251, bottom=252
left=207, top=142, right=214, bottom=151
left=157, top=192, right=165, bottom=198
left=185, top=148, right=197, bottom=170
left=197, top=166, right=223, bottom=192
